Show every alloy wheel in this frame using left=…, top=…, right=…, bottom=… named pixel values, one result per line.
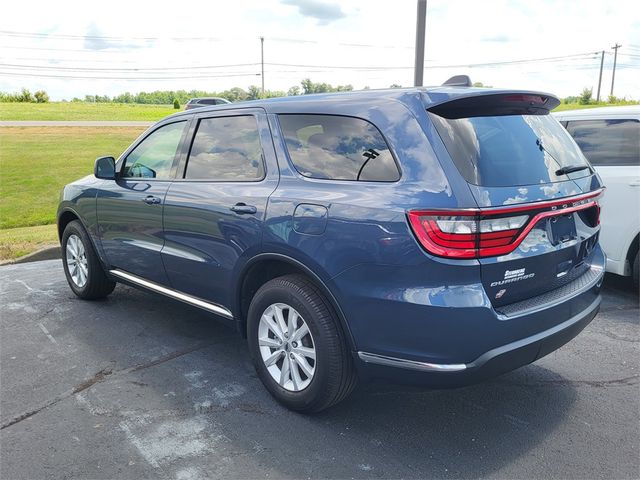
left=65, top=234, right=88, bottom=288
left=258, top=302, right=316, bottom=392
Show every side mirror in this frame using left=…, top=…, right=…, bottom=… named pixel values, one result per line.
left=94, top=156, right=116, bottom=180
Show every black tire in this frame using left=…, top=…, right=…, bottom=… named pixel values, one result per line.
left=61, top=220, right=116, bottom=299
left=247, top=274, right=357, bottom=412
left=633, top=251, right=639, bottom=291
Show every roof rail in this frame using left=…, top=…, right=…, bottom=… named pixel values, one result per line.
left=442, top=75, right=472, bottom=87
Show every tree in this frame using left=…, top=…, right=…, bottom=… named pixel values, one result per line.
left=300, top=78, right=353, bottom=95
left=173, top=98, right=180, bottom=109
left=389, top=83, right=402, bottom=88
left=221, top=87, right=248, bottom=102
left=287, top=86, right=301, bottom=96
left=247, top=85, right=262, bottom=100
left=34, top=90, right=49, bottom=103
left=19, top=88, right=34, bottom=102
left=579, top=88, right=593, bottom=105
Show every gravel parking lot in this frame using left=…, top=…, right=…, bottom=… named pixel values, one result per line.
left=1, top=259, right=638, bottom=479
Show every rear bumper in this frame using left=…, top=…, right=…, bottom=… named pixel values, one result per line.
left=356, top=293, right=600, bottom=387
left=335, top=247, right=605, bottom=387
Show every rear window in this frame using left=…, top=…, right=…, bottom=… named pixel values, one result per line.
left=278, top=114, right=400, bottom=182
left=429, top=112, right=590, bottom=187
left=565, top=119, right=639, bottom=166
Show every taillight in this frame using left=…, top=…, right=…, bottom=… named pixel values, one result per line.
left=407, top=190, right=603, bottom=259
left=408, top=211, right=529, bottom=258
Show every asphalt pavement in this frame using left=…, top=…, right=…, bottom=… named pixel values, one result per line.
left=1, top=260, right=638, bottom=479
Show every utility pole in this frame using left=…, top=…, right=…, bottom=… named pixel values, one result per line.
left=611, top=43, right=621, bottom=97
left=260, top=36, right=265, bottom=95
left=413, top=0, right=427, bottom=86
left=596, top=50, right=605, bottom=102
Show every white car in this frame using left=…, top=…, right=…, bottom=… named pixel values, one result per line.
left=554, top=106, right=640, bottom=287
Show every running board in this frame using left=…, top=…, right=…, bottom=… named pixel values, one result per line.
left=109, top=269, right=233, bottom=319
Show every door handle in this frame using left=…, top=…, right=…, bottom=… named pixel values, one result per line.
left=629, top=180, right=640, bottom=187
left=230, top=203, right=257, bottom=214
left=142, top=195, right=162, bottom=205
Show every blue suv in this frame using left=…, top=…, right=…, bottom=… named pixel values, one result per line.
left=58, top=87, right=605, bottom=412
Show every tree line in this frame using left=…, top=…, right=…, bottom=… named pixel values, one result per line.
left=3, top=82, right=637, bottom=106
left=0, top=88, right=49, bottom=103
left=0, top=79, right=357, bottom=105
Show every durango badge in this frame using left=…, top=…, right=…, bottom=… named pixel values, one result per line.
left=490, top=268, right=536, bottom=287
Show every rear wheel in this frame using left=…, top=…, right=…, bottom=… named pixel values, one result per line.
left=247, top=274, right=357, bottom=412
left=62, top=220, right=115, bottom=299
left=633, top=251, right=639, bottom=291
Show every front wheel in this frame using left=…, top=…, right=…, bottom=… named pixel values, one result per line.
left=247, top=274, right=357, bottom=412
left=62, top=220, right=115, bottom=299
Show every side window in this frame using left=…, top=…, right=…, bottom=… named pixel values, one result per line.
left=278, top=114, right=400, bottom=181
left=566, top=119, right=640, bottom=166
left=184, top=115, right=264, bottom=181
left=122, top=121, right=187, bottom=179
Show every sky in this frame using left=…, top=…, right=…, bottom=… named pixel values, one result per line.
left=1, top=0, right=639, bottom=101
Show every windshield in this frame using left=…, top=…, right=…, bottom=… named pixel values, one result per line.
left=429, top=112, right=591, bottom=187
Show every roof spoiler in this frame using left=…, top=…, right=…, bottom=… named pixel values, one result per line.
left=428, top=93, right=561, bottom=119
left=442, top=75, right=472, bottom=87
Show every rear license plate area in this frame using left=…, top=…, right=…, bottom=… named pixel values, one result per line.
left=547, top=215, right=576, bottom=245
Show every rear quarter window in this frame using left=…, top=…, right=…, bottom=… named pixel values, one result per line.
left=565, top=119, right=640, bottom=166
left=278, top=114, right=400, bottom=182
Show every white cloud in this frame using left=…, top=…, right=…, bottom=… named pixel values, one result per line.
left=281, top=0, right=347, bottom=25
left=0, top=0, right=637, bottom=100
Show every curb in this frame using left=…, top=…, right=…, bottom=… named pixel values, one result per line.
left=0, top=245, right=60, bottom=266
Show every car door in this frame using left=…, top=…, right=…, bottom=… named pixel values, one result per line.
left=161, top=109, right=279, bottom=310
left=96, top=119, right=190, bottom=284
left=565, top=118, right=640, bottom=271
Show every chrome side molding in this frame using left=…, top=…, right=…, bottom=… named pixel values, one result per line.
left=109, top=269, right=233, bottom=319
left=357, top=351, right=467, bottom=372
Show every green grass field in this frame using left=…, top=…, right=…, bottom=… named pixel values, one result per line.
left=0, top=224, right=58, bottom=261
left=0, top=126, right=146, bottom=259
left=1, top=100, right=635, bottom=122
left=0, top=126, right=145, bottom=228
left=0, top=102, right=176, bottom=121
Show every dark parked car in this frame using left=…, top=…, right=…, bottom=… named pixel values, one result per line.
left=58, top=86, right=605, bottom=412
left=184, top=97, right=231, bottom=110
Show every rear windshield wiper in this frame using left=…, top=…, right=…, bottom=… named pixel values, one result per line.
left=536, top=138, right=592, bottom=177
left=555, top=164, right=592, bottom=176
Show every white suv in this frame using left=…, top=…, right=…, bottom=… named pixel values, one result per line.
left=554, top=106, right=640, bottom=287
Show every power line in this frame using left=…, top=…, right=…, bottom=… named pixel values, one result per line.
left=266, top=53, right=599, bottom=70
left=0, top=30, right=415, bottom=49
left=0, top=62, right=260, bottom=71
left=0, top=71, right=261, bottom=80
left=0, top=30, right=222, bottom=42
left=0, top=55, right=600, bottom=76
left=0, top=45, right=130, bottom=53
